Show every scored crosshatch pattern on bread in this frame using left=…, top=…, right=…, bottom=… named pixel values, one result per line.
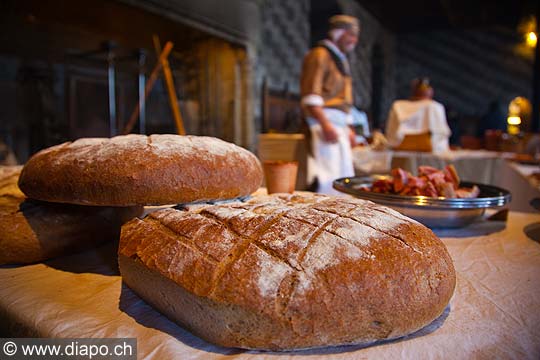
left=119, top=193, right=455, bottom=350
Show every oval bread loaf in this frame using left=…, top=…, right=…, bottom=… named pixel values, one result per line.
left=0, top=166, right=141, bottom=265
left=119, top=193, right=456, bottom=351
left=18, top=134, right=263, bottom=206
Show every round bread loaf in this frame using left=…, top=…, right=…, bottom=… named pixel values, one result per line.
left=118, top=193, right=456, bottom=351
left=0, top=166, right=142, bottom=265
left=18, top=134, right=263, bottom=206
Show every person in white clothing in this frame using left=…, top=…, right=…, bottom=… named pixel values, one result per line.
left=385, top=78, right=451, bottom=153
left=300, top=15, right=360, bottom=194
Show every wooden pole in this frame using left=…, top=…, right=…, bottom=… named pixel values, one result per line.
left=122, top=41, right=174, bottom=135
left=153, top=35, right=186, bottom=135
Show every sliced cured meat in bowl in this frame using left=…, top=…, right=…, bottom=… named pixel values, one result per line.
left=333, top=166, right=511, bottom=228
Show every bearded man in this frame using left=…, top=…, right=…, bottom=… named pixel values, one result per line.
left=300, top=15, right=360, bottom=194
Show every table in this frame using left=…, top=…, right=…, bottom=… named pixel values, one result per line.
left=1, top=211, right=539, bottom=359
left=507, top=162, right=540, bottom=190
left=353, top=149, right=505, bottom=183
left=352, top=148, right=540, bottom=212
left=391, top=150, right=502, bottom=184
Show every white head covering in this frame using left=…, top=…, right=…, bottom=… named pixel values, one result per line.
left=328, top=15, right=360, bottom=35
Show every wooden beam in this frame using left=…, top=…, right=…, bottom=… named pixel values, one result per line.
left=153, top=35, right=186, bottom=135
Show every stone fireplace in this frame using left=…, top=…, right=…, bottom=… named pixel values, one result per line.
left=0, top=0, right=259, bottom=162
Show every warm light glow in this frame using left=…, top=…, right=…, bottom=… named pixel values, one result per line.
left=508, top=124, right=520, bottom=135
left=509, top=102, right=520, bottom=115
left=527, top=31, right=537, bottom=47
left=507, top=115, right=521, bottom=135
left=507, top=116, right=522, bottom=125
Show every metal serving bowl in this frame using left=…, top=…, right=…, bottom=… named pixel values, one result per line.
left=333, top=175, right=512, bottom=228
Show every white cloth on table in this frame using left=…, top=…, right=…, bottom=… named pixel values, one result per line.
left=386, top=99, right=451, bottom=153
left=352, top=147, right=392, bottom=174
left=1, top=211, right=540, bottom=359
left=307, top=108, right=354, bottom=195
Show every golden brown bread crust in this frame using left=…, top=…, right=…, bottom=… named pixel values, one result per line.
left=0, top=165, right=24, bottom=199
left=119, top=193, right=456, bottom=351
left=18, top=134, right=263, bottom=206
left=0, top=166, right=142, bottom=265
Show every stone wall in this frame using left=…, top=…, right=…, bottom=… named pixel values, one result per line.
left=252, top=0, right=310, bottom=134
left=396, top=28, right=534, bottom=135
left=256, top=0, right=310, bottom=92
left=1, top=0, right=536, bottom=161
left=337, top=0, right=396, bottom=129
left=255, top=1, right=535, bottom=136
left=395, top=28, right=533, bottom=139
left=254, top=0, right=396, bottom=130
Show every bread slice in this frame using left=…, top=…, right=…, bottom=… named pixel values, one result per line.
left=18, top=134, right=263, bottom=206
left=0, top=165, right=141, bottom=265
left=119, top=193, right=456, bottom=351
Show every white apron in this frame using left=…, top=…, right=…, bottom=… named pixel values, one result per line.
left=307, top=108, right=354, bottom=195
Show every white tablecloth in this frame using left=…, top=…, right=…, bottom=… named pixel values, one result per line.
left=507, top=162, right=540, bottom=190
left=352, top=149, right=540, bottom=212
left=1, top=211, right=539, bottom=359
